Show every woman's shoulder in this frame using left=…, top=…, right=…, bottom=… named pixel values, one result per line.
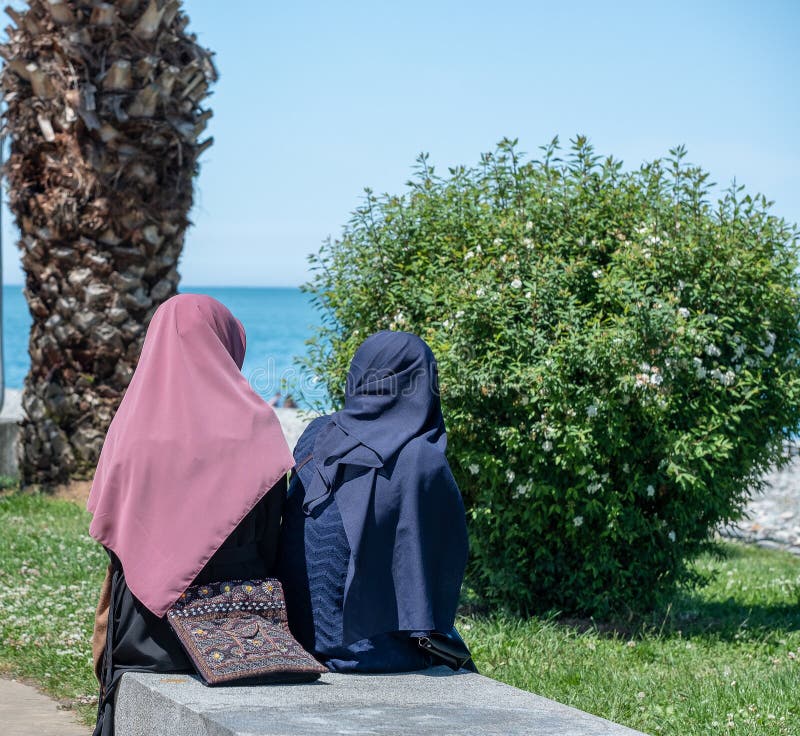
left=395, top=437, right=452, bottom=478
left=397, top=433, right=445, bottom=458
left=294, top=414, right=333, bottom=460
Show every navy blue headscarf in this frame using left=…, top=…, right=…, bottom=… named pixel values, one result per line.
left=295, top=331, right=469, bottom=645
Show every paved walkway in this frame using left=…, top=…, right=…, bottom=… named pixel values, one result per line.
left=0, top=678, right=88, bottom=735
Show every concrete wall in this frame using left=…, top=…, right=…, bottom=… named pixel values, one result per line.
left=0, top=389, right=22, bottom=478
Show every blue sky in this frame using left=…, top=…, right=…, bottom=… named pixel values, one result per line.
left=2, top=0, right=798, bottom=286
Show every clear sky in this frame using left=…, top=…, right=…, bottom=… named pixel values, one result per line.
left=1, top=0, right=798, bottom=286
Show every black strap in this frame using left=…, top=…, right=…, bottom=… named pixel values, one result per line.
left=294, top=454, right=314, bottom=473
left=415, top=629, right=475, bottom=672
left=92, top=565, right=119, bottom=736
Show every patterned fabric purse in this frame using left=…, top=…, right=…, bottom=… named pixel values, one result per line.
left=167, top=578, right=327, bottom=686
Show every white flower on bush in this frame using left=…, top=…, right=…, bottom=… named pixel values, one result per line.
left=455, top=310, right=464, bottom=319
left=587, top=481, right=602, bottom=494
left=442, top=319, right=451, bottom=329
left=464, top=250, right=474, bottom=261
left=678, top=280, right=686, bottom=291
left=510, top=278, right=523, bottom=289
left=668, top=531, right=676, bottom=542
left=721, top=370, right=736, bottom=387
left=705, top=344, right=721, bottom=358
left=506, top=470, right=516, bottom=484
left=468, top=464, right=480, bottom=475
left=592, top=269, right=602, bottom=279
left=635, top=373, right=650, bottom=388
left=573, top=516, right=584, bottom=527
left=646, top=485, right=655, bottom=498
left=476, top=287, right=485, bottom=297
left=622, top=463, right=630, bottom=474
left=650, top=372, right=663, bottom=386
left=475, top=245, right=482, bottom=254
left=587, top=404, right=598, bottom=418
left=764, top=343, right=774, bottom=358
left=678, top=307, right=690, bottom=319
left=514, top=482, right=533, bottom=499
left=520, top=395, right=529, bottom=405
left=693, top=357, right=707, bottom=379
left=525, top=221, right=533, bottom=231
left=525, top=291, right=532, bottom=299
left=493, top=237, right=503, bottom=247
left=542, top=440, right=553, bottom=452
left=523, top=238, right=533, bottom=248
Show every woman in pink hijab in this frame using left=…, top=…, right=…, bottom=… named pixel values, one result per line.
left=87, top=294, right=293, bottom=736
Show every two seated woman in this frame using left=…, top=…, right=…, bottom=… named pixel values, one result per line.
left=88, top=294, right=471, bottom=736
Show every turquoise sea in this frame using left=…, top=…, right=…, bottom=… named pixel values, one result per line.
left=1, top=285, right=322, bottom=404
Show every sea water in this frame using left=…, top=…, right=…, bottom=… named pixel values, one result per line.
left=1, top=285, right=323, bottom=405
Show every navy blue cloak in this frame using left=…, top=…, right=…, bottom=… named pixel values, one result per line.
left=278, top=331, right=469, bottom=669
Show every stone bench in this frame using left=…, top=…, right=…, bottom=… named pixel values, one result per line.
left=116, top=667, right=646, bottom=735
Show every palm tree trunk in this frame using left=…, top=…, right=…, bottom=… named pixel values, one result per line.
left=0, top=0, right=216, bottom=486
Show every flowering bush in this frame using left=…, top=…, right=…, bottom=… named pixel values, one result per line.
left=303, top=137, right=800, bottom=616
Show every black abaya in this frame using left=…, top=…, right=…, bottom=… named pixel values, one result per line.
left=93, top=477, right=285, bottom=736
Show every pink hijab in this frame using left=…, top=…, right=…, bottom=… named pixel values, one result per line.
left=87, top=294, right=294, bottom=617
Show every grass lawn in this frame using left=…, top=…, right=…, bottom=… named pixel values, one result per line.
left=466, top=546, right=800, bottom=735
left=1, top=490, right=799, bottom=734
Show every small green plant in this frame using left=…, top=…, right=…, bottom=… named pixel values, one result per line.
left=304, top=136, right=800, bottom=617
left=0, top=475, right=19, bottom=491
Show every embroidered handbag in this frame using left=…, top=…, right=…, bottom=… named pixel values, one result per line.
left=167, top=578, right=327, bottom=686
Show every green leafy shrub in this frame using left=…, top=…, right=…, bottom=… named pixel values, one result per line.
left=303, top=136, right=800, bottom=617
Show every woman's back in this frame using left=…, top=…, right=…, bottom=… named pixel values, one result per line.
left=109, top=480, right=285, bottom=667
left=88, top=295, right=294, bottom=736
left=279, top=418, right=429, bottom=672
left=278, top=331, right=470, bottom=673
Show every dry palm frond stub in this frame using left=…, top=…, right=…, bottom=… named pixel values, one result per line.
left=0, top=0, right=217, bottom=485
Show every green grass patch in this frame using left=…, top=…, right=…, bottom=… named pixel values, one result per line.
left=0, top=492, right=106, bottom=726
left=1, top=490, right=798, bottom=733
left=463, top=543, right=800, bottom=735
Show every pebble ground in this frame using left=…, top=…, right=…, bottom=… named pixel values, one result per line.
left=719, top=446, right=800, bottom=556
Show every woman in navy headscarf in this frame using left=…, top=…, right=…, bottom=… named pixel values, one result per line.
left=277, top=331, right=471, bottom=672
